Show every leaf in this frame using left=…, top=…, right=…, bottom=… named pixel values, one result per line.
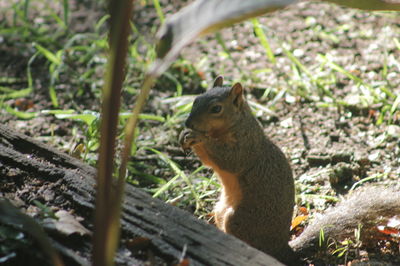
left=153, top=0, right=295, bottom=75
left=290, top=214, right=308, bottom=231
left=5, top=104, right=37, bottom=119
left=41, top=109, right=76, bottom=115
left=376, top=216, right=400, bottom=239
left=0, top=88, right=32, bottom=100
left=42, top=110, right=98, bottom=125
left=42, top=210, right=91, bottom=236
left=177, top=258, right=190, bottom=266
left=377, top=226, right=400, bottom=237
left=33, top=43, right=61, bottom=66
left=14, top=98, right=34, bottom=110
left=298, top=206, right=308, bottom=215
left=0, top=200, right=63, bottom=266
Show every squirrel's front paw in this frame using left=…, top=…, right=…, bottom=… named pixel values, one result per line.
left=179, top=129, right=201, bottom=151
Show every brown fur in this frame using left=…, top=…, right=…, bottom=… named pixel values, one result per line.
left=191, top=141, right=243, bottom=230
left=180, top=77, right=295, bottom=263
left=180, top=76, right=400, bottom=264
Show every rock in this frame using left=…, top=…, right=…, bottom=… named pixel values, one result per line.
left=307, top=155, right=331, bottom=167
left=387, top=125, right=400, bottom=139
left=329, top=162, right=354, bottom=186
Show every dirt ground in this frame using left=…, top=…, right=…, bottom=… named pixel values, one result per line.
left=1, top=0, right=400, bottom=265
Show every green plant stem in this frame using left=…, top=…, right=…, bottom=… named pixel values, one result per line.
left=93, top=0, right=134, bottom=265
left=63, top=0, right=69, bottom=26
left=118, top=74, right=155, bottom=184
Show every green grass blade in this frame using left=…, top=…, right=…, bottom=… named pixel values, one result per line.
left=0, top=88, right=32, bottom=100
left=5, top=105, right=37, bottom=119
left=128, top=165, right=166, bottom=185
left=146, top=147, right=201, bottom=210
left=390, top=94, right=400, bottom=116
left=27, top=52, right=39, bottom=90
left=283, top=47, right=312, bottom=77
left=23, top=0, right=30, bottom=20
left=63, top=0, right=69, bottom=26
left=119, top=112, right=165, bottom=122
left=33, top=43, right=61, bottom=66
left=318, top=54, right=362, bottom=83
left=162, top=71, right=183, bottom=96
left=48, top=86, right=59, bottom=107
left=349, top=173, right=385, bottom=191
left=252, top=18, right=276, bottom=64
left=152, top=174, right=181, bottom=198
left=152, top=0, right=165, bottom=24
left=394, top=38, right=400, bottom=50
left=95, top=15, right=110, bottom=33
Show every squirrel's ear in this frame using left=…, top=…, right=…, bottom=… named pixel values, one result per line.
left=212, top=76, right=224, bottom=88
left=229, top=83, right=244, bottom=108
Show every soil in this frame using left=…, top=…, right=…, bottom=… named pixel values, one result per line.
left=1, top=0, right=400, bottom=265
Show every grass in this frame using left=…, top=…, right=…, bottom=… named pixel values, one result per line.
left=1, top=0, right=399, bottom=207
left=1, top=0, right=399, bottom=264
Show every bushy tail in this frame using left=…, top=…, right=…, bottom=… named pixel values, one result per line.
left=289, top=186, right=400, bottom=257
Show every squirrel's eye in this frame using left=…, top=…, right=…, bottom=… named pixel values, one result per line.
left=210, top=105, right=222, bottom=114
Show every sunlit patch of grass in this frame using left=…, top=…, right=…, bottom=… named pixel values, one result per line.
left=252, top=18, right=276, bottom=64
left=2, top=2, right=211, bottom=216
left=317, top=52, right=399, bottom=124
left=249, top=22, right=399, bottom=126
left=3, top=0, right=399, bottom=235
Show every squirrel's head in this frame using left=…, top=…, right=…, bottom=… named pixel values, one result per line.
left=185, top=76, right=247, bottom=138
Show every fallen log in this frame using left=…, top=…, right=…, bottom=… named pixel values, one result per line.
left=0, top=124, right=282, bottom=265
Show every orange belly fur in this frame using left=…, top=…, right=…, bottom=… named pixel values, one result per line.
left=192, top=142, right=242, bottom=230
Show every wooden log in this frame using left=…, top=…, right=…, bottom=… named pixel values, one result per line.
left=0, top=124, right=282, bottom=265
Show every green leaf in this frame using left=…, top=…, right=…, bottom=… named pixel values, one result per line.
left=146, top=148, right=201, bottom=209
left=319, top=228, right=325, bottom=247
left=5, top=105, right=37, bottom=119
left=119, top=112, right=165, bottom=122
left=41, top=109, right=76, bottom=115
left=42, top=110, right=98, bottom=125
left=33, top=43, right=61, bottom=66
left=0, top=88, right=32, bottom=100
left=48, top=85, right=59, bottom=108
left=56, top=113, right=98, bottom=125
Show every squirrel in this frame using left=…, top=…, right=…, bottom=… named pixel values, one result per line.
left=179, top=76, right=296, bottom=263
left=179, top=76, right=400, bottom=265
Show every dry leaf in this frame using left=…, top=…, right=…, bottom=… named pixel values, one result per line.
left=298, top=206, right=309, bottom=215
left=15, top=98, right=34, bottom=111
left=377, top=225, right=400, bottom=237
left=43, top=210, right=90, bottom=236
left=126, top=237, right=151, bottom=253
left=291, top=215, right=308, bottom=231
left=176, top=258, right=190, bottom=266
